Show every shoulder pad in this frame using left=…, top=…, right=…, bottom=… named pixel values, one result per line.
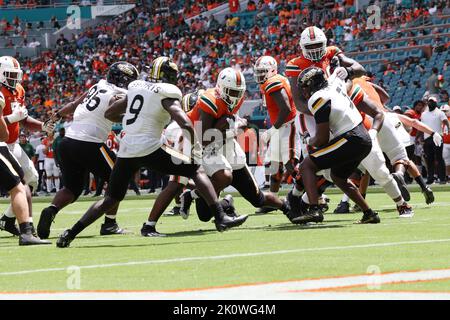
left=159, top=83, right=182, bottom=100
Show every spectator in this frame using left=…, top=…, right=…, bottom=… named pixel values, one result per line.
left=421, top=97, right=450, bottom=184
left=426, top=67, right=440, bottom=95
left=19, top=133, right=35, bottom=160
left=28, top=37, right=41, bottom=48
left=393, top=106, right=402, bottom=114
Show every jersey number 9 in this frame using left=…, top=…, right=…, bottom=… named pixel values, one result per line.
left=126, top=94, right=144, bottom=125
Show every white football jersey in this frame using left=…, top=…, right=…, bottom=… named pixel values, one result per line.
left=308, top=77, right=362, bottom=140
left=118, top=80, right=182, bottom=158
left=66, top=79, right=125, bottom=143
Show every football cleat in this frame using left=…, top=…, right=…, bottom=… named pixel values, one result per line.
left=254, top=206, right=277, bottom=214
left=291, top=207, right=324, bottom=224
left=19, top=233, right=51, bottom=246
left=223, top=195, right=240, bottom=218
left=37, top=207, right=57, bottom=239
left=215, top=214, right=248, bottom=232
left=56, top=229, right=73, bottom=248
left=179, top=189, right=194, bottom=220
left=356, top=210, right=380, bottom=224
left=334, top=201, right=350, bottom=214
left=0, top=215, right=20, bottom=236
left=141, top=223, right=166, bottom=237
left=163, top=206, right=180, bottom=216
left=100, top=222, right=128, bottom=235
left=422, top=186, right=434, bottom=205
left=397, top=203, right=414, bottom=218
left=392, top=172, right=411, bottom=201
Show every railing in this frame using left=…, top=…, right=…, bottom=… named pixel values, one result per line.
left=0, top=0, right=133, bottom=9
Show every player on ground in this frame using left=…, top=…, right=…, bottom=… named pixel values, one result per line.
left=37, top=61, right=139, bottom=239
left=294, top=67, right=379, bottom=224
left=0, top=89, right=50, bottom=245
left=179, top=68, right=294, bottom=223
left=254, top=56, right=300, bottom=213
left=56, top=57, right=247, bottom=248
left=0, top=56, right=54, bottom=236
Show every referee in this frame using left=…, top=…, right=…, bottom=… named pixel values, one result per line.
left=421, top=96, right=450, bottom=184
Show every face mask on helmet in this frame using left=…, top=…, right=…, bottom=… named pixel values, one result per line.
left=3, top=69, right=22, bottom=89
left=222, top=86, right=244, bottom=110
left=302, top=42, right=326, bottom=62
left=254, top=67, right=270, bottom=84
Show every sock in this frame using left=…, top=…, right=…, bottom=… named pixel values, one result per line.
left=301, top=192, right=310, bottom=204
left=210, top=202, right=225, bottom=220
left=145, top=221, right=156, bottom=227
left=69, top=221, right=86, bottom=238
left=46, top=179, right=52, bottom=192
left=19, top=222, right=32, bottom=235
left=363, top=209, right=374, bottom=215
left=292, top=187, right=302, bottom=197
left=191, top=190, right=199, bottom=199
left=341, top=194, right=350, bottom=202
left=48, top=204, right=59, bottom=215
left=415, top=176, right=427, bottom=191
left=4, top=205, right=15, bottom=218
left=395, top=198, right=405, bottom=206
left=29, top=217, right=33, bottom=223
left=54, top=178, right=60, bottom=190
left=220, top=198, right=231, bottom=211
left=104, top=215, right=116, bottom=224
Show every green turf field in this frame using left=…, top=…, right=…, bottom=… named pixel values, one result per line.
left=1, top=188, right=450, bottom=297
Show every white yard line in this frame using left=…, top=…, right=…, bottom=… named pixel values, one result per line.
left=1, top=268, right=450, bottom=300
left=1, top=238, right=450, bottom=276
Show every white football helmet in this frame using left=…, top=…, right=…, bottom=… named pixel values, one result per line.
left=216, top=67, right=246, bottom=111
left=300, top=26, right=327, bottom=62
left=0, top=56, right=23, bottom=89
left=254, top=56, right=278, bottom=84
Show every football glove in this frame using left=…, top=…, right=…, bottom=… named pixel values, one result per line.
left=42, top=119, right=56, bottom=134
left=334, top=67, right=349, bottom=80
left=432, top=132, right=443, bottom=147
left=300, top=131, right=311, bottom=146
left=5, top=105, right=28, bottom=123
left=0, top=93, right=5, bottom=112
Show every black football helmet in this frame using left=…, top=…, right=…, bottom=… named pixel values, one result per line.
left=106, top=61, right=139, bottom=88
left=181, top=89, right=204, bottom=112
left=149, top=57, right=179, bottom=85
left=297, top=67, right=328, bottom=99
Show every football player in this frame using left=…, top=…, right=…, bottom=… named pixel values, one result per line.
left=0, top=89, right=50, bottom=245
left=56, top=57, right=247, bottom=248
left=37, top=61, right=139, bottom=239
left=254, top=56, right=300, bottom=213
left=179, top=67, right=294, bottom=223
left=140, top=90, right=200, bottom=237
left=0, top=56, right=54, bottom=236
left=295, top=67, right=379, bottom=224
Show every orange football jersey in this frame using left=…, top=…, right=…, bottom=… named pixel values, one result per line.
left=188, top=88, right=244, bottom=122
left=1, top=83, right=25, bottom=144
left=403, top=109, right=421, bottom=137
left=285, top=46, right=342, bottom=78
left=42, top=138, right=54, bottom=158
left=260, top=74, right=296, bottom=124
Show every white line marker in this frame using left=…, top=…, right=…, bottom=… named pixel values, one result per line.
left=1, top=238, right=450, bottom=276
